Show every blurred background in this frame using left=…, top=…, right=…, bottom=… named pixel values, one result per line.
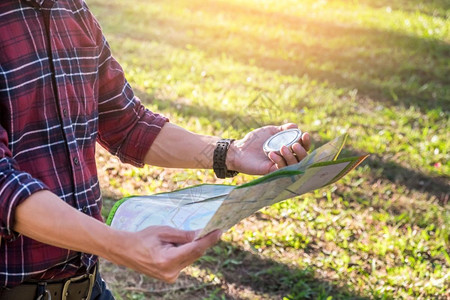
left=89, top=0, right=449, bottom=299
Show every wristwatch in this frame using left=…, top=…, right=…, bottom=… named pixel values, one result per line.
left=213, top=139, right=239, bottom=179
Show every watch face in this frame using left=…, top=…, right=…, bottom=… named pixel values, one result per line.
left=263, top=129, right=302, bottom=154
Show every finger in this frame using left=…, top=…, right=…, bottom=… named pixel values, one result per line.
left=268, top=164, right=278, bottom=173
left=280, top=145, right=298, bottom=165
left=269, top=151, right=287, bottom=168
left=300, top=132, right=311, bottom=151
left=191, top=229, right=222, bottom=251
left=172, top=230, right=222, bottom=268
left=279, top=123, right=298, bottom=131
left=146, top=226, right=197, bottom=245
left=291, top=143, right=308, bottom=161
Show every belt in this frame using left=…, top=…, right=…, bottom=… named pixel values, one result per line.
left=0, top=265, right=97, bottom=300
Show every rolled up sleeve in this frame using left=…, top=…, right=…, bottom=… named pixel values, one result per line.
left=0, top=126, right=48, bottom=240
left=89, top=8, right=168, bottom=167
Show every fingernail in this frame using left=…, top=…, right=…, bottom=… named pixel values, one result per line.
left=215, top=230, right=223, bottom=241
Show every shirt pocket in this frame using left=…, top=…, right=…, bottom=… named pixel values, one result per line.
left=55, top=46, right=100, bottom=118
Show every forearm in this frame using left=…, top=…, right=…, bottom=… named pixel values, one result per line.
left=144, top=123, right=311, bottom=175
left=144, top=123, right=234, bottom=170
left=14, top=190, right=122, bottom=262
left=13, top=190, right=221, bottom=283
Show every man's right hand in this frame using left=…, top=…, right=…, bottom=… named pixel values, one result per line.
left=110, top=226, right=222, bottom=283
left=14, top=190, right=222, bottom=284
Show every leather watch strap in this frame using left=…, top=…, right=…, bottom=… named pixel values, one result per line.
left=213, top=139, right=239, bottom=179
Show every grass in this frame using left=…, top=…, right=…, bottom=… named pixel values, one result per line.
left=88, top=0, right=449, bottom=299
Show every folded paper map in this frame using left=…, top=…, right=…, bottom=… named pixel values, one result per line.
left=106, top=134, right=369, bottom=238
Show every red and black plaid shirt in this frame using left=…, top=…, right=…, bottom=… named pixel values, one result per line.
left=0, top=0, right=168, bottom=287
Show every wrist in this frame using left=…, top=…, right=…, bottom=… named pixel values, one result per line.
left=100, top=227, right=129, bottom=264
left=213, top=139, right=239, bottom=178
left=225, top=140, right=238, bottom=172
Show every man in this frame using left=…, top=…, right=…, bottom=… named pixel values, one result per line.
left=0, top=0, right=310, bottom=299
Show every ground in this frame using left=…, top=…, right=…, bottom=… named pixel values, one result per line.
left=88, top=0, right=449, bottom=299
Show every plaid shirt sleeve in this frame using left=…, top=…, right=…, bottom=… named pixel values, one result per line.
left=0, top=125, right=48, bottom=240
left=0, top=0, right=169, bottom=285
left=0, top=1, right=167, bottom=240
left=85, top=5, right=168, bottom=167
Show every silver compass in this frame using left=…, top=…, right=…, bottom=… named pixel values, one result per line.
left=263, top=128, right=302, bottom=155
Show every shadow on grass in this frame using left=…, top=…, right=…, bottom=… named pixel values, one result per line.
left=135, top=90, right=449, bottom=206
left=353, top=0, right=450, bottom=19
left=99, top=259, right=222, bottom=300
left=198, top=241, right=370, bottom=300
left=134, top=88, right=278, bottom=134
left=101, top=198, right=367, bottom=299
left=182, top=0, right=450, bottom=110
left=342, top=149, right=449, bottom=206
left=98, top=240, right=370, bottom=300
left=96, top=0, right=450, bottom=114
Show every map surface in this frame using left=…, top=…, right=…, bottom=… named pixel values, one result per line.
left=107, top=134, right=369, bottom=237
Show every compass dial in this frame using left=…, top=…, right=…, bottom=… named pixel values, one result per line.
left=263, top=129, right=302, bottom=154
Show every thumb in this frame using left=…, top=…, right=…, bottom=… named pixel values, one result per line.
left=279, top=123, right=298, bottom=131
left=173, top=230, right=223, bottom=267
left=145, top=226, right=197, bottom=245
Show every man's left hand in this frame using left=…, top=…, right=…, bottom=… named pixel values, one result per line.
left=227, top=123, right=311, bottom=175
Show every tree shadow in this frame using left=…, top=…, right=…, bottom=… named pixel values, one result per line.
left=96, top=0, right=450, bottom=114
left=99, top=240, right=371, bottom=299
left=351, top=0, right=450, bottom=19
left=133, top=87, right=282, bottom=134
left=197, top=241, right=371, bottom=299
left=339, top=148, right=449, bottom=206
left=99, top=260, right=226, bottom=300
left=133, top=89, right=449, bottom=206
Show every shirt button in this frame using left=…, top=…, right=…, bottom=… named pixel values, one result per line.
left=82, top=206, right=88, bottom=213
left=63, top=108, right=68, bottom=117
left=73, top=157, right=79, bottom=165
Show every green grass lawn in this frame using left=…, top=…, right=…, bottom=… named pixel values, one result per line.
left=88, top=0, right=449, bottom=299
